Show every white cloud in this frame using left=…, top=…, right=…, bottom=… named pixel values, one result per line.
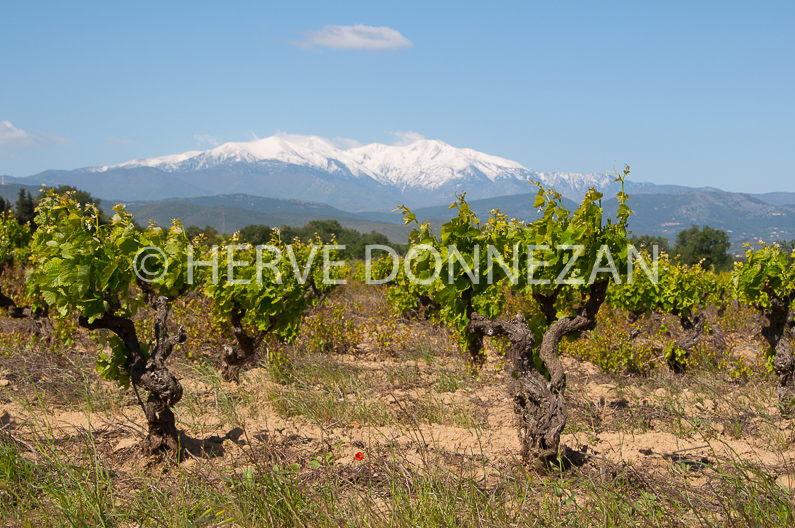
left=0, top=121, right=72, bottom=150
left=293, top=24, right=413, bottom=52
left=271, top=131, right=362, bottom=150
left=106, top=136, right=132, bottom=145
left=195, top=134, right=220, bottom=147
left=390, top=130, right=425, bottom=146
left=330, top=136, right=363, bottom=149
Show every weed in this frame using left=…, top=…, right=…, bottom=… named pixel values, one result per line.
left=561, top=307, right=660, bottom=374
left=300, top=304, right=362, bottom=354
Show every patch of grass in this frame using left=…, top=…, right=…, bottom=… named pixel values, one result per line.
left=433, top=368, right=461, bottom=393
left=384, top=363, right=423, bottom=389
left=2, top=281, right=795, bottom=526
left=397, top=393, right=485, bottom=429
left=0, top=341, right=96, bottom=409
left=0, top=429, right=118, bottom=526
left=270, top=354, right=375, bottom=394
left=1, top=392, right=794, bottom=527
left=267, top=385, right=392, bottom=426
left=717, top=301, right=760, bottom=334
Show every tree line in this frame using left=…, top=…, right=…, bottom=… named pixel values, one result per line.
left=632, top=225, right=742, bottom=272
left=5, top=185, right=788, bottom=270
left=5, top=187, right=405, bottom=260
left=189, top=220, right=408, bottom=260
left=2, top=186, right=109, bottom=228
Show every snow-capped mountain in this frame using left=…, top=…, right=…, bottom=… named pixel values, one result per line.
left=19, top=134, right=647, bottom=211
left=91, top=135, right=615, bottom=193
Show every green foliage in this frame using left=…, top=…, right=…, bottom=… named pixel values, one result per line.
left=0, top=214, right=31, bottom=267
left=237, top=224, right=272, bottom=246
left=708, top=271, right=734, bottom=307
left=775, top=239, right=795, bottom=263
left=607, top=251, right=719, bottom=370
left=663, top=342, right=689, bottom=369
left=300, top=304, right=362, bottom=354
left=13, top=188, right=36, bottom=230
left=386, top=262, right=439, bottom=314
left=674, top=224, right=733, bottom=272
left=607, top=252, right=718, bottom=322
left=96, top=335, right=140, bottom=387
left=390, top=166, right=633, bottom=362
left=733, top=243, right=795, bottom=310
left=733, top=243, right=795, bottom=375
left=560, top=307, right=659, bottom=374
left=28, top=191, right=193, bottom=320
left=630, top=234, right=670, bottom=253
left=391, top=196, right=504, bottom=353
left=42, top=185, right=111, bottom=225
left=26, top=190, right=195, bottom=385
left=186, top=224, right=226, bottom=245
left=352, top=253, right=399, bottom=284
left=203, top=232, right=340, bottom=347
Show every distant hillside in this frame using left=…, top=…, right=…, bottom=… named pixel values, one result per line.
left=27, top=168, right=211, bottom=202
left=409, top=193, right=580, bottom=223
left=6, top=166, right=795, bottom=255
left=123, top=201, right=413, bottom=244
left=0, top=182, right=43, bottom=202
left=403, top=190, right=795, bottom=254
left=749, top=192, right=795, bottom=207
left=604, top=191, right=795, bottom=252
left=117, top=189, right=795, bottom=252
left=113, top=193, right=361, bottom=219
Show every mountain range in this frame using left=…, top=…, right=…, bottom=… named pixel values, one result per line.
left=3, top=135, right=652, bottom=209
left=2, top=134, right=794, bottom=252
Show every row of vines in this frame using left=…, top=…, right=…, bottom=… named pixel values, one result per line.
left=1, top=169, right=794, bottom=468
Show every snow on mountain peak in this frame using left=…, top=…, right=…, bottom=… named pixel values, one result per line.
left=91, top=134, right=607, bottom=194
left=345, top=139, right=529, bottom=189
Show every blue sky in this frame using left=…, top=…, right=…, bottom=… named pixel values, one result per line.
left=1, top=0, right=793, bottom=193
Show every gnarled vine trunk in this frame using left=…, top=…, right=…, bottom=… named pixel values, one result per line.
left=532, top=285, right=563, bottom=327
left=220, top=276, right=325, bottom=382
left=0, top=290, right=53, bottom=338
left=468, top=281, right=609, bottom=466
left=760, top=287, right=795, bottom=414
left=80, top=296, right=186, bottom=454
left=220, top=305, right=261, bottom=382
left=668, top=313, right=706, bottom=372
left=0, top=261, right=52, bottom=337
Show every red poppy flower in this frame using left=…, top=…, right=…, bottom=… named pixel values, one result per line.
left=354, top=452, right=364, bottom=461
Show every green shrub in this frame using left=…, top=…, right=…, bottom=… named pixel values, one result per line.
left=561, top=307, right=659, bottom=374
left=300, top=304, right=362, bottom=354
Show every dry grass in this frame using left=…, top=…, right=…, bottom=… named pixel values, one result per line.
left=0, top=281, right=793, bottom=526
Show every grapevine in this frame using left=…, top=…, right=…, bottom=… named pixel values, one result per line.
left=607, top=252, right=718, bottom=371
left=27, top=189, right=197, bottom=454
left=203, top=232, right=341, bottom=381
left=393, top=165, right=633, bottom=464
left=733, top=243, right=795, bottom=413
left=0, top=212, right=51, bottom=334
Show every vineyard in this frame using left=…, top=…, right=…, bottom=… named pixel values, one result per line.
left=1, top=174, right=795, bottom=526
